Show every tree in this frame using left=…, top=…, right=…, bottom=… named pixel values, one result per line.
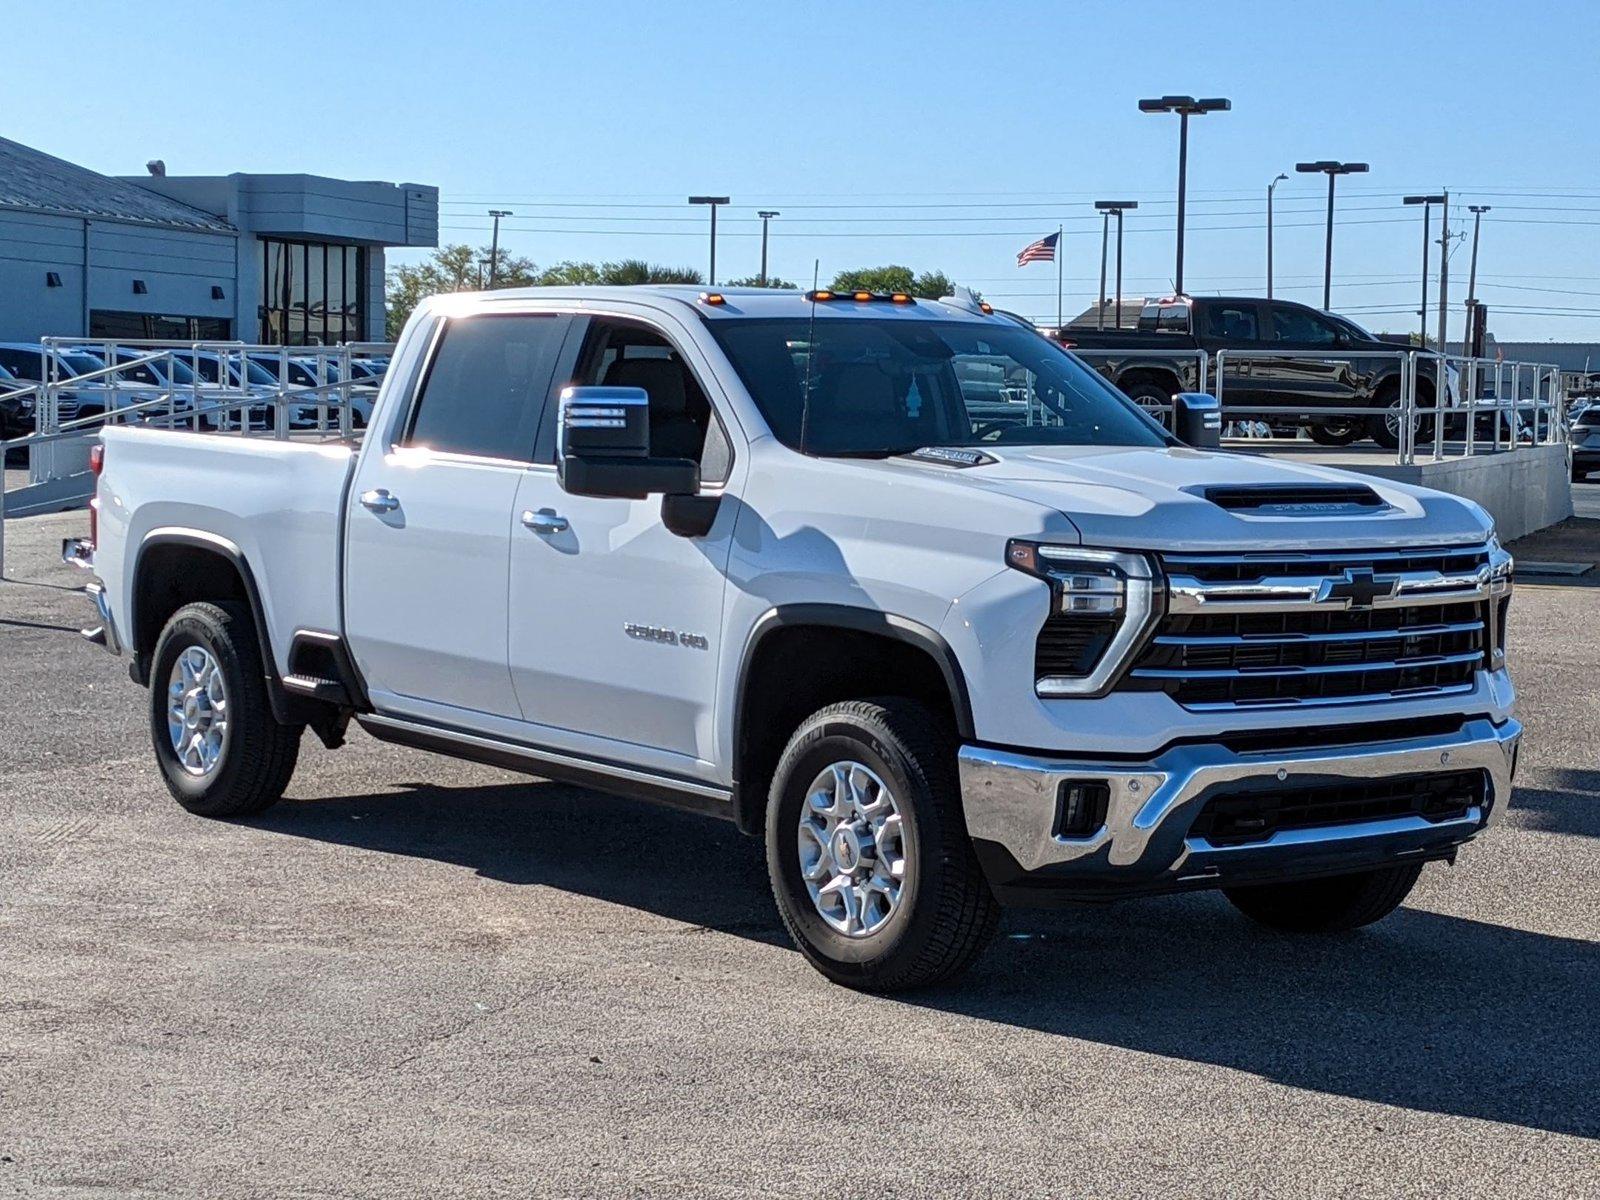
left=828, top=265, right=959, bottom=299
left=386, top=249, right=705, bottom=337
left=724, top=275, right=799, bottom=289
left=385, top=242, right=536, bottom=337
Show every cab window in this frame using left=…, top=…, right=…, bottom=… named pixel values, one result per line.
left=1204, top=304, right=1260, bottom=342
left=1270, top=305, right=1340, bottom=345
left=403, top=314, right=567, bottom=461
left=545, top=318, right=730, bottom=482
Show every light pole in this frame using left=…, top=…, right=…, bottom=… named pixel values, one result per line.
left=1465, top=204, right=1490, bottom=355
left=1403, top=195, right=1444, bottom=346
left=1095, top=201, right=1137, bottom=326
left=487, top=209, right=512, bottom=287
left=1296, top=161, right=1369, bottom=310
left=1266, top=173, right=1287, bottom=299
left=1138, top=95, right=1230, bottom=295
left=688, top=195, right=730, bottom=286
left=757, top=210, right=780, bottom=286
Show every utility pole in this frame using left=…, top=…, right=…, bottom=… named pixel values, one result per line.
left=1266, top=173, right=1287, bottom=299
left=688, top=196, right=730, bottom=286
left=1437, top=190, right=1450, bottom=358
left=1297, top=161, right=1369, bottom=310
left=1138, top=96, right=1230, bottom=295
left=487, top=210, right=512, bottom=287
left=757, top=210, right=780, bottom=286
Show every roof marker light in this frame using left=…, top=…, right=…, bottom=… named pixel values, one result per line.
left=890, top=293, right=913, bottom=304
left=853, top=291, right=873, bottom=302
left=699, top=292, right=725, bottom=305
left=806, top=290, right=836, bottom=302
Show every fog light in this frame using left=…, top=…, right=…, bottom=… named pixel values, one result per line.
left=1056, top=780, right=1110, bottom=838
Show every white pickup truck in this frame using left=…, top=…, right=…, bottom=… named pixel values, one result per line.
left=71, top=285, right=1520, bottom=991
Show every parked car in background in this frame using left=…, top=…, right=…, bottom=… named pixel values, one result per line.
left=0, top=342, right=111, bottom=429
left=1572, top=404, right=1600, bottom=480
left=0, top=361, right=27, bottom=439
left=1057, top=295, right=1458, bottom=449
left=246, top=353, right=378, bottom=428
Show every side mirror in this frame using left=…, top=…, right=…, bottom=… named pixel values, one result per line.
left=557, top=385, right=699, bottom=500
left=1173, top=392, right=1221, bottom=449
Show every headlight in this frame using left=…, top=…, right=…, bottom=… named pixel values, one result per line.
left=1006, top=541, right=1162, bottom=697
left=1486, top=534, right=1513, bottom=670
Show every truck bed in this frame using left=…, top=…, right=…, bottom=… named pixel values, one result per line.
left=96, top=425, right=358, bottom=677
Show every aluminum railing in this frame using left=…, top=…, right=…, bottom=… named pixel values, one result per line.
left=2, top=340, right=394, bottom=576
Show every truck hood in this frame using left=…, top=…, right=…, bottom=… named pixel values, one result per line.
left=879, top=444, right=1493, bottom=551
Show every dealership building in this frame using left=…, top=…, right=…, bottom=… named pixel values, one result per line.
left=0, top=136, right=437, bottom=346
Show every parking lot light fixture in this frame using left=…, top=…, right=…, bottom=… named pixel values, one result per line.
left=689, top=196, right=731, bottom=286
left=1094, top=201, right=1138, bottom=327
left=1297, top=161, right=1369, bottom=309
left=1138, top=96, right=1230, bottom=296
left=757, top=211, right=780, bottom=286
left=1405, top=194, right=1446, bottom=347
left=1266, top=173, right=1288, bottom=299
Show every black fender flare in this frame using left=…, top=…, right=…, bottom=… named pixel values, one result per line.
left=129, top=528, right=293, bottom=723
left=732, top=603, right=976, bottom=763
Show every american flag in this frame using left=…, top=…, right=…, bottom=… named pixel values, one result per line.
left=1016, top=231, right=1058, bottom=266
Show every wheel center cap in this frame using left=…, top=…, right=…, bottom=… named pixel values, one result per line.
left=831, top=826, right=865, bottom=873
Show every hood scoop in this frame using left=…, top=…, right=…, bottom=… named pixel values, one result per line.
left=1192, top=483, right=1389, bottom=515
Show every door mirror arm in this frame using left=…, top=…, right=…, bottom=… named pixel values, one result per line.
left=661, top=492, right=721, bottom=538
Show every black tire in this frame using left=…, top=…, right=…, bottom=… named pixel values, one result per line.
left=1121, top=378, right=1174, bottom=412
left=149, top=601, right=301, bottom=818
left=765, top=698, right=1000, bottom=991
left=1368, top=384, right=1435, bottom=450
left=1223, top=863, right=1423, bottom=933
left=1307, top=419, right=1363, bottom=447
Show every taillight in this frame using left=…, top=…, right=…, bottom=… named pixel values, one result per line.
left=88, top=443, right=104, bottom=550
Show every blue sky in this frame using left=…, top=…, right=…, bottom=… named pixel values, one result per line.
left=8, top=0, right=1599, bottom=340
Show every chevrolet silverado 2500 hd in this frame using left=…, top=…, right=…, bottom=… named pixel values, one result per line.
left=71, top=285, right=1519, bottom=991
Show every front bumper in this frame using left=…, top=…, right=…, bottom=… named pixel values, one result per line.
left=959, top=717, right=1521, bottom=903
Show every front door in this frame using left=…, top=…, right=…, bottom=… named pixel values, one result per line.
left=507, top=316, right=738, bottom=765
left=343, top=312, right=571, bottom=720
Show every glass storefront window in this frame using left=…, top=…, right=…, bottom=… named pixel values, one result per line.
left=257, top=237, right=365, bottom=346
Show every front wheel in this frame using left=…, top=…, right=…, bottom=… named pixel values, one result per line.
left=1369, top=387, right=1435, bottom=450
left=765, top=699, right=1000, bottom=991
left=1223, top=863, right=1423, bottom=933
left=1308, top=419, right=1363, bottom=447
left=149, top=601, right=302, bottom=818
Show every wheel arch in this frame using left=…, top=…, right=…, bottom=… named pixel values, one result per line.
left=730, top=604, right=975, bottom=835
left=129, top=528, right=292, bottom=723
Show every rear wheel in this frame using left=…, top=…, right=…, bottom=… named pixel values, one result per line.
left=1368, top=384, right=1435, bottom=450
left=1121, top=378, right=1175, bottom=415
left=149, top=601, right=301, bottom=818
left=1223, top=863, right=1423, bottom=933
left=765, top=699, right=999, bottom=991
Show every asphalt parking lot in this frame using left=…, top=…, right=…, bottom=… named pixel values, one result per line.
left=1, top=497, right=1597, bottom=1199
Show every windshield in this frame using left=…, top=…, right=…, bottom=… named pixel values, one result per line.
left=113, top=352, right=197, bottom=385
left=708, top=317, right=1169, bottom=456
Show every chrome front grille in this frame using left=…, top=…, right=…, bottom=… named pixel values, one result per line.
left=1124, top=543, right=1497, bottom=710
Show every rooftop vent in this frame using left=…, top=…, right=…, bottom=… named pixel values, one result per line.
left=146, top=159, right=166, bottom=177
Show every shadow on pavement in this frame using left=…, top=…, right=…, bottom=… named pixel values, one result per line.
left=250, top=777, right=1598, bottom=1139
left=1508, top=770, right=1600, bottom=839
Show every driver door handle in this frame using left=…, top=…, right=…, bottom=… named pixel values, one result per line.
left=522, top=509, right=569, bottom=534
left=359, top=488, right=399, bottom=513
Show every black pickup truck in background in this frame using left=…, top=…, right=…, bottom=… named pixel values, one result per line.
left=1056, top=295, right=1455, bottom=449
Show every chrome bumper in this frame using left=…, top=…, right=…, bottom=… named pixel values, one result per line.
left=61, top=538, right=121, bottom=656
left=959, top=717, right=1520, bottom=897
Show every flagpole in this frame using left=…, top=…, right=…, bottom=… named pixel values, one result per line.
left=1056, top=225, right=1063, bottom=331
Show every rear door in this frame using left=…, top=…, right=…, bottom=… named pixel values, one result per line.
left=1197, top=300, right=1267, bottom=409
left=343, top=312, right=571, bottom=720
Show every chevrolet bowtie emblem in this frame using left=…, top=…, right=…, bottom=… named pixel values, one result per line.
left=1316, top=567, right=1398, bottom=610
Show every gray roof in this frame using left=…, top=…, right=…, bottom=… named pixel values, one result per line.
left=0, top=137, right=234, bottom=233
